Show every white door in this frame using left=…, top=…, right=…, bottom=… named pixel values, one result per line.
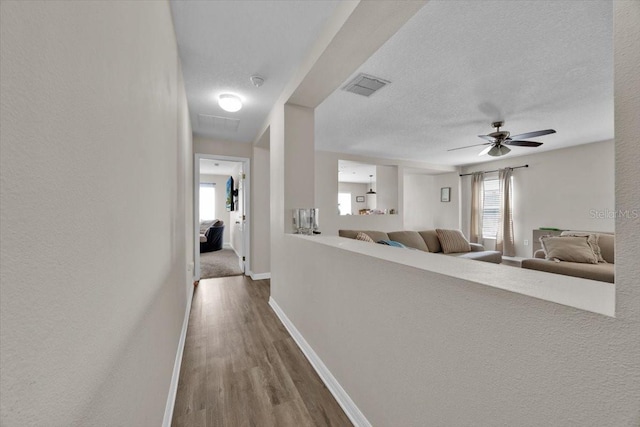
left=235, top=170, right=246, bottom=272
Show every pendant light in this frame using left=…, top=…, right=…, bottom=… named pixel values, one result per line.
left=365, top=174, right=377, bottom=210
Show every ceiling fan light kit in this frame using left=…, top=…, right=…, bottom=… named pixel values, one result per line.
left=488, top=145, right=511, bottom=157
left=448, top=120, right=556, bottom=157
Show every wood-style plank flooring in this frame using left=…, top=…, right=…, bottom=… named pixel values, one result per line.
left=172, top=276, right=353, bottom=427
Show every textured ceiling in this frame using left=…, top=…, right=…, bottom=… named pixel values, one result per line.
left=315, top=0, right=613, bottom=166
left=338, top=160, right=377, bottom=184
left=200, top=159, right=240, bottom=176
left=170, top=0, right=339, bottom=143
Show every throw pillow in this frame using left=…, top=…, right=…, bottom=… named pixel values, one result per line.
left=355, top=232, right=375, bottom=243
left=436, top=229, right=472, bottom=254
left=560, top=232, right=606, bottom=263
left=199, top=220, right=215, bottom=234
left=376, top=240, right=407, bottom=248
left=539, top=235, right=599, bottom=264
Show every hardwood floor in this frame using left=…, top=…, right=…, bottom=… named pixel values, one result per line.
left=172, top=276, right=353, bottom=427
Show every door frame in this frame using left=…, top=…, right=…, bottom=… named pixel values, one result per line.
left=194, top=153, right=251, bottom=280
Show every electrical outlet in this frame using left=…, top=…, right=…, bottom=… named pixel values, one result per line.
left=524, top=239, right=529, bottom=246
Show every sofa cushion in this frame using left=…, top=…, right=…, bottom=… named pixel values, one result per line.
left=339, top=229, right=390, bottom=242
left=597, top=234, right=615, bottom=264
left=418, top=230, right=441, bottom=253
left=559, top=231, right=615, bottom=264
left=436, top=229, right=471, bottom=254
left=540, top=235, right=599, bottom=264
left=355, top=232, right=375, bottom=243
left=521, top=258, right=614, bottom=283
left=387, top=231, right=429, bottom=252
left=560, top=232, right=605, bottom=263
left=449, top=250, right=502, bottom=264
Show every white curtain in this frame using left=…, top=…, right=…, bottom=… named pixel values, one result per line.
left=496, top=167, right=515, bottom=256
left=470, top=172, right=484, bottom=243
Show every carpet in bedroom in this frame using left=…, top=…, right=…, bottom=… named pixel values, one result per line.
left=200, top=249, right=243, bottom=279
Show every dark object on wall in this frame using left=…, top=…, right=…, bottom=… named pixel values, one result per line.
left=200, top=221, right=224, bottom=253
left=356, top=196, right=365, bottom=203
left=226, top=176, right=234, bottom=211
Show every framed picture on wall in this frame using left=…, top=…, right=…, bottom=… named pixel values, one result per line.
left=226, top=176, right=235, bottom=211
left=356, top=196, right=365, bottom=203
left=440, top=187, right=451, bottom=202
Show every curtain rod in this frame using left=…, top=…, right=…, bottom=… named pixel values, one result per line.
left=459, top=164, right=529, bottom=177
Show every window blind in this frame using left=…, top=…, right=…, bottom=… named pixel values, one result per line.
left=482, top=178, right=500, bottom=238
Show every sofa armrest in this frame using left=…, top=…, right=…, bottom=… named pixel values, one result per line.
left=469, top=243, right=485, bottom=252
left=534, top=249, right=546, bottom=259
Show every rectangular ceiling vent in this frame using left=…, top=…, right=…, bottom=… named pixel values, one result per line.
left=198, top=114, right=240, bottom=132
left=342, top=73, right=390, bottom=97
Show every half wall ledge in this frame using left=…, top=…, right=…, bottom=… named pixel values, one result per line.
left=291, top=235, right=615, bottom=317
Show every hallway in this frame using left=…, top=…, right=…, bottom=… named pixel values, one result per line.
left=172, top=276, right=352, bottom=427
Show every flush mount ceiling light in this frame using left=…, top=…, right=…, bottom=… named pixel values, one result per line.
left=218, top=94, right=242, bottom=112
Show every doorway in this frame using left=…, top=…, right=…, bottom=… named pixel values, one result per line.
left=194, top=154, right=250, bottom=280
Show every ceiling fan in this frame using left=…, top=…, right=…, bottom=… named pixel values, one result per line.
left=448, top=121, right=556, bottom=157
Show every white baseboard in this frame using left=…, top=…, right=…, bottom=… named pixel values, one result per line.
left=268, top=298, right=371, bottom=427
left=162, top=283, right=195, bottom=427
left=223, top=242, right=231, bottom=249
left=247, top=270, right=271, bottom=280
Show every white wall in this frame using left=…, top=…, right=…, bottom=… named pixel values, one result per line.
left=0, top=1, right=191, bottom=425
left=403, top=174, right=435, bottom=230
left=430, top=172, right=461, bottom=229
left=338, top=182, right=368, bottom=214
left=403, top=171, right=461, bottom=232
left=251, top=143, right=271, bottom=276
left=460, top=140, right=614, bottom=257
left=199, top=174, right=231, bottom=244
left=376, top=165, right=400, bottom=213
left=194, top=135, right=253, bottom=158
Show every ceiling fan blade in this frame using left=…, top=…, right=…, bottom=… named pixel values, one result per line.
left=504, top=140, right=543, bottom=147
left=447, top=142, right=491, bottom=152
left=509, top=129, right=556, bottom=140
left=478, top=135, right=497, bottom=142
left=478, top=145, right=493, bottom=156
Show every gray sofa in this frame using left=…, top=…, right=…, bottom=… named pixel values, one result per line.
left=338, top=229, right=502, bottom=264
left=521, top=231, right=614, bottom=283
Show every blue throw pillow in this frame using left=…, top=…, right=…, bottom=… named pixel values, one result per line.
left=376, top=240, right=407, bottom=248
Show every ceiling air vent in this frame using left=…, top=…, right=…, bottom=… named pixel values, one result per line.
left=198, top=114, right=240, bottom=132
left=342, top=73, right=390, bottom=97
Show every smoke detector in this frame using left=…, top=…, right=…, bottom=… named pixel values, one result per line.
left=250, top=75, right=265, bottom=88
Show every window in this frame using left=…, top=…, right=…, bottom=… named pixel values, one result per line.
left=482, top=176, right=514, bottom=239
left=482, top=178, right=500, bottom=239
left=338, top=192, right=352, bottom=215
left=199, top=183, right=216, bottom=221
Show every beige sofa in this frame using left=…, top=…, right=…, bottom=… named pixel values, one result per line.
left=338, top=229, right=502, bottom=264
left=521, top=231, right=614, bottom=283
